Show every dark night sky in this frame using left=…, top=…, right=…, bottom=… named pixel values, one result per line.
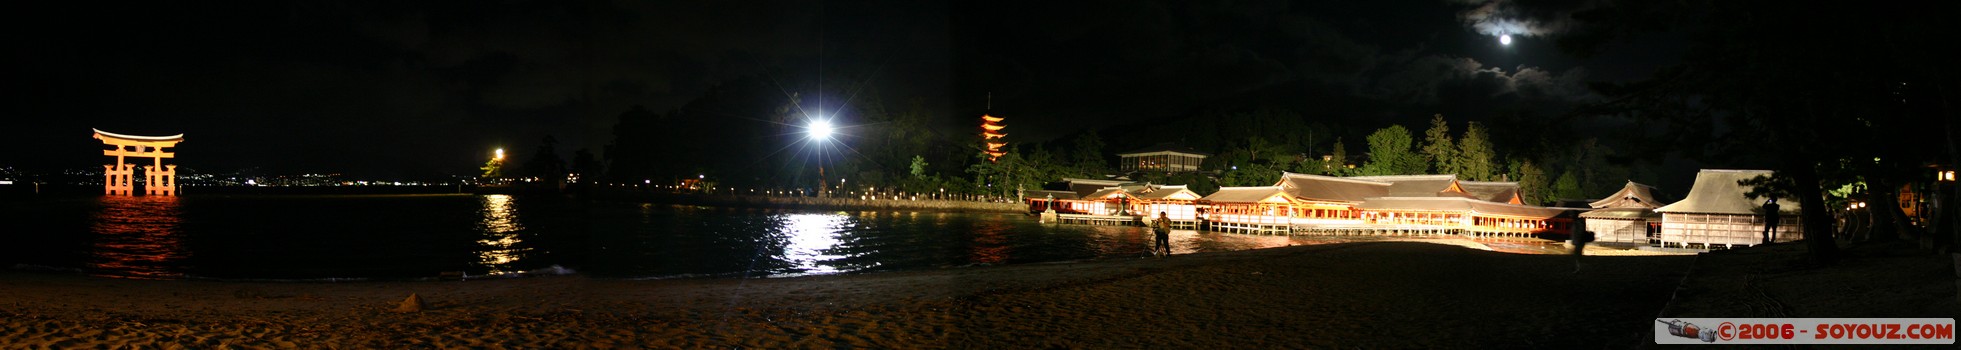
left=2, top=0, right=1678, bottom=179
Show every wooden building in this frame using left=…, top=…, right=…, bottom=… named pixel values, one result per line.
left=1193, top=172, right=1568, bottom=235
left=1335, top=174, right=1565, bottom=234
left=1271, top=172, right=1382, bottom=224
left=1347, top=174, right=1468, bottom=197
left=1579, top=181, right=1669, bottom=244
left=1027, top=178, right=1133, bottom=214
left=1056, top=178, right=1128, bottom=197
left=1458, top=181, right=1526, bottom=204
left=1024, top=190, right=1081, bottom=213
left=1197, top=186, right=1299, bottom=232
left=1136, top=185, right=1203, bottom=221
left=1354, top=196, right=1570, bottom=236
left=1082, top=187, right=1140, bottom=216
left=1042, top=171, right=1573, bottom=237
left=1028, top=179, right=1201, bottom=223
left=1654, top=169, right=1803, bottom=249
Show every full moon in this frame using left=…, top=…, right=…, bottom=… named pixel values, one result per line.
left=1499, top=34, right=1513, bottom=46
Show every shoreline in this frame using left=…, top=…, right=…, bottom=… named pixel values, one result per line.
left=3, top=241, right=1701, bottom=348
left=8, top=235, right=1680, bottom=283
left=584, top=189, right=1029, bottom=213
left=3, top=189, right=1034, bottom=215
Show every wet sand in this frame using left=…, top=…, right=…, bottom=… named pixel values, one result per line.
left=2, top=241, right=1697, bottom=348
left=1661, top=240, right=1960, bottom=320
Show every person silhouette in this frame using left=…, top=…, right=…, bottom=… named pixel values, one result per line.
left=1572, top=217, right=1593, bottom=274
left=1760, top=198, right=1781, bottom=245
left=1153, top=212, right=1172, bottom=256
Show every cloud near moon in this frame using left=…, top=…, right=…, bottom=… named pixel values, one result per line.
left=1453, top=0, right=1599, bottom=38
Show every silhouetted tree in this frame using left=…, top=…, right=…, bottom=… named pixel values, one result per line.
left=1328, top=139, right=1351, bottom=176
left=604, top=105, right=660, bottom=183
left=1421, top=114, right=1457, bottom=175
left=1166, top=171, right=1219, bottom=195
left=1513, top=159, right=1550, bottom=205
left=570, top=148, right=601, bottom=184
left=1569, top=139, right=1628, bottom=198
left=1220, top=162, right=1281, bottom=187
left=524, top=135, right=565, bottom=184
left=1551, top=169, right=1582, bottom=202
left=1360, top=125, right=1425, bottom=176
left=1230, top=136, right=1290, bottom=168
left=1071, top=130, right=1108, bottom=175
left=1457, top=122, right=1498, bottom=181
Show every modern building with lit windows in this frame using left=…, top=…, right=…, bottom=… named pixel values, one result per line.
left=1117, top=143, right=1209, bottom=173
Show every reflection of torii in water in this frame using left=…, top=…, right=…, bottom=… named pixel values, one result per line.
left=93, top=129, right=184, bottom=196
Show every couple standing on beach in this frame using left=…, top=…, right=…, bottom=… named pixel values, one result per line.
left=1152, top=212, right=1172, bottom=256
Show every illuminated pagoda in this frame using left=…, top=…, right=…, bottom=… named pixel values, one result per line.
left=981, top=114, right=1006, bottom=162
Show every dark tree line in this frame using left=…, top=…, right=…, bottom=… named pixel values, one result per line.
left=600, top=75, right=1001, bottom=196
left=583, top=71, right=1672, bottom=210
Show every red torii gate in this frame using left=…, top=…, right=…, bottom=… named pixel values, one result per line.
left=94, top=129, right=184, bottom=196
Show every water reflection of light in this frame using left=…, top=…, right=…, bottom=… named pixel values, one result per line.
left=779, top=213, right=847, bottom=275
left=476, top=194, right=526, bottom=274
left=970, top=220, right=1011, bottom=264
left=1086, top=228, right=1305, bottom=256
left=1184, top=231, right=1294, bottom=254
left=89, top=196, right=187, bottom=279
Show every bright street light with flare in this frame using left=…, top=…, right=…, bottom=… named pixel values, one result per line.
left=808, top=119, right=834, bottom=141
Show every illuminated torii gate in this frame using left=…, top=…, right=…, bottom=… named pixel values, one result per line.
left=94, top=129, right=184, bottom=196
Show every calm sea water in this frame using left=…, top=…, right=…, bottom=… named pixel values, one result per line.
left=7, top=194, right=1481, bottom=281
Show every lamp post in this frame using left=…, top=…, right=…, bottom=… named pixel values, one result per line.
left=808, top=118, right=834, bottom=198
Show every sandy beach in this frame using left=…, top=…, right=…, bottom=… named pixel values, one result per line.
left=3, top=241, right=1701, bottom=348
left=1660, top=240, right=1960, bottom=320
